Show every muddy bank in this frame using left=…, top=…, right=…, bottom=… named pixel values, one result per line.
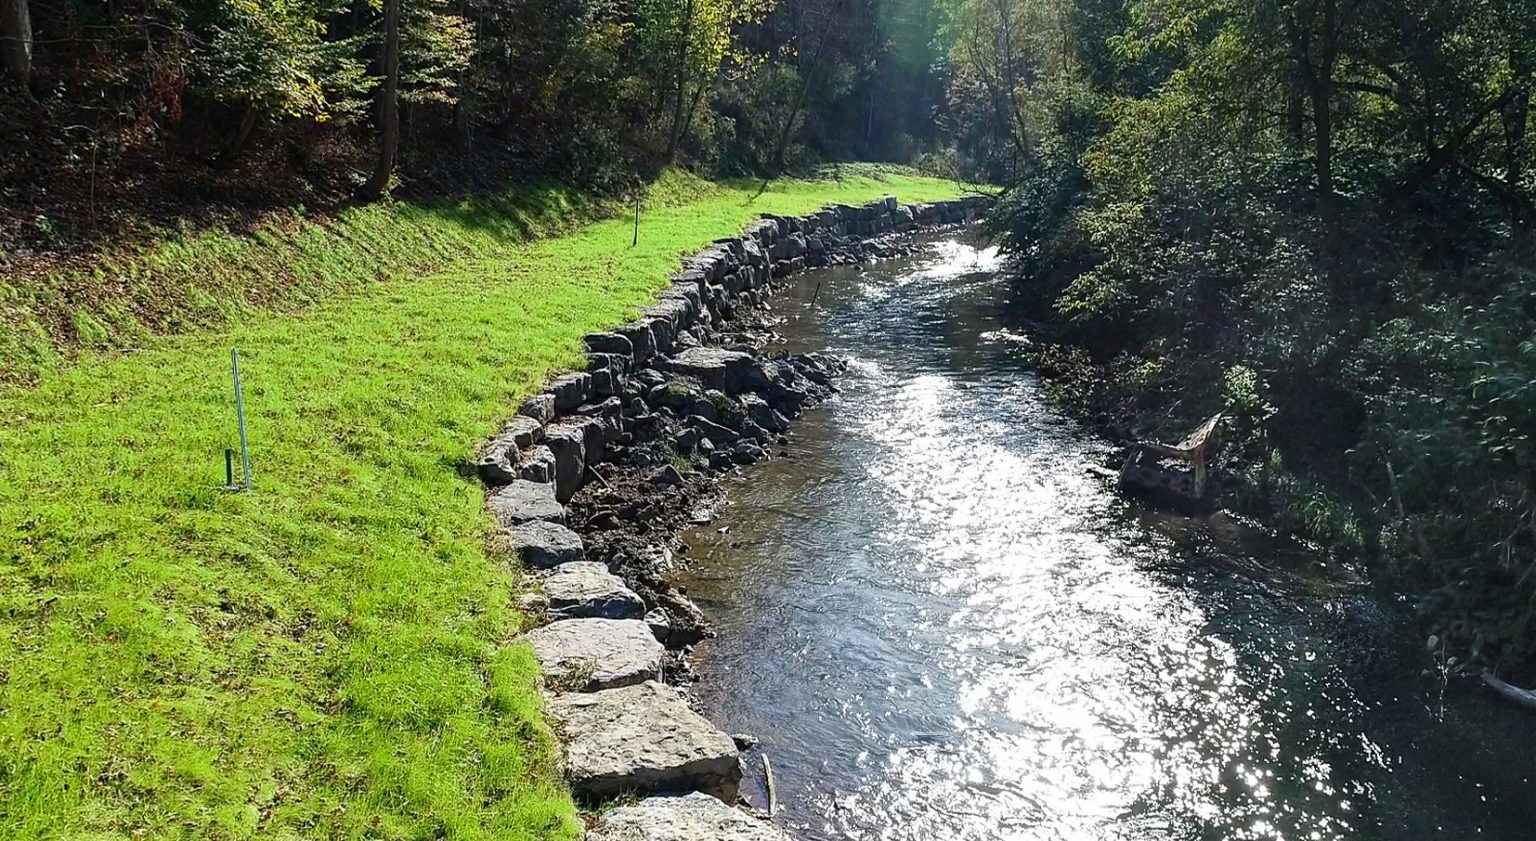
left=472, top=193, right=989, bottom=833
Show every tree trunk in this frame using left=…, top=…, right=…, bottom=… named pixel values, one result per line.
left=362, top=0, right=400, bottom=200
left=224, top=101, right=258, bottom=163
left=1506, top=83, right=1529, bottom=188
left=663, top=0, right=696, bottom=162
left=1312, top=0, right=1337, bottom=229
left=0, top=0, right=31, bottom=84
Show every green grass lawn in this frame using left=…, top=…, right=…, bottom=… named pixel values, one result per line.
left=0, top=168, right=970, bottom=840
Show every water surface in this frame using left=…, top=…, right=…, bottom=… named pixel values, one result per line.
left=677, top=236, right=1535, bottom=840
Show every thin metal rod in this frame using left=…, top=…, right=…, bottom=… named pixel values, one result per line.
left=232, top=348, right=252, bottom=491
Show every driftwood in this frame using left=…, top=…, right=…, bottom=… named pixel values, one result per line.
left=761, top=753, right=778, bottom=817
left=1118, top=413, right=1224, bottom=506
left=1481, top=670, right=1536, bottom=714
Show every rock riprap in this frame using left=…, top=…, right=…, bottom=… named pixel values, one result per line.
left=501, top=519, right=584, bottom=568
left=470, top=193, right=989, bottom=819
left=541, top=562, right=646, bottom=620
left=486, top=479, right=565, bottom=525
left=545, top=681, right=742, bottom=801
left=525, top=618, right=663, bottom=691
left=586, top=793, right=791, bottom=841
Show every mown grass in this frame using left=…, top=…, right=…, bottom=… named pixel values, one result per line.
left=0, top=168, right=970, bottom=839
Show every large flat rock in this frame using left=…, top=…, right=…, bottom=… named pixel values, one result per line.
left=542, top=562, right=645, bottom=620
left=503, top=519, right=584, bottom=568
left=486, top=479, right=565, bottom=526
left=660, top=348, right=765, bottom=395
left=526, top=618, right=662, bottom=691
left=587, top=793, right=790, bottom=841
left=546, top=681, right=741, bottom=801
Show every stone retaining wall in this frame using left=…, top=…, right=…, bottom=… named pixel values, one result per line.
left=476, top=192, right=988, bottom=839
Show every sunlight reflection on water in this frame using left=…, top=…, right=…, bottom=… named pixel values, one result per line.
left=675, top=237, right=1534, bottom=841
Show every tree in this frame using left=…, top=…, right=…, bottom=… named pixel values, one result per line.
left=363, top=0, right=400, bottom=199
left=0, top=0, right=30, bottom=84
left=638, top=0, right=773, bottom=163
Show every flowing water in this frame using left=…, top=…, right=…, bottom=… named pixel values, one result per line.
left=676, top=234, right=1536, bottom=841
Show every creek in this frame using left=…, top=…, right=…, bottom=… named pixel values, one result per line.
left=676, top=233, right=1536, bottom=841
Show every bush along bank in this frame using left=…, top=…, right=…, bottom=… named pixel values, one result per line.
left=474, top=195, right=988, bottom=833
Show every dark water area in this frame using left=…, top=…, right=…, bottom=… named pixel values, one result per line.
left=675, top=235, right=1536, bottom=841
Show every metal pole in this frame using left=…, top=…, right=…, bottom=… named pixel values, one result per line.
left=232, top=348, right=252, bottom=491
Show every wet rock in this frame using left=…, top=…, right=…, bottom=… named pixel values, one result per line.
left=520, top=393, right=556, bottom=424
left=739, top=394, right=787, bottom=432
left=487, top=479, right=566, bottom=526
left=730, top=442, right=765, bottom=465
left=549, top=372, right=593, bottom=413
left=729, top=734, right=759, bottom=750
left=737, top=419, right=771, bottom=444
left=586, top=793, right=790, bottom=841
left=542, top=562, right=646, bottom=620
left=546, top=681, right=741, bottom=801
left=503, top=519, right=585, bottom=568
left=518, top=445, right=557, bottom=483
left=526, top=618, right=663, bottom=691
left=661, top=348, right=766, bottom=395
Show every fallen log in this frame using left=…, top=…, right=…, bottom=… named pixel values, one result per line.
left=1118, top=413, right=1224, bottom=509
left=1481, top=670, right=1536, bottom=714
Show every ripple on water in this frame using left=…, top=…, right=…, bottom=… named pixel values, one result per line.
left=677, top=236, right=1536, bottom=841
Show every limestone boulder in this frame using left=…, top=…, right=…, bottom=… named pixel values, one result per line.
left=661, top=348, right=766, bottom=395
left=541, top=562, right=645, bottom=620
left=527, top=619, right=663, bottom=691
left=543, top=420, right=588, bottom=502
left=487, top=479, right=565, bottom=526
left=520, top=393, right=556, bottom=424
left=517, top=445, right=557, bottom=483
left=504, top=519, right=584, bottom=568
left=547, top=681, right=741, bottom=801
left=549, top=372, right=593, bottom=413
left=587, top=793, right=791, bottom=841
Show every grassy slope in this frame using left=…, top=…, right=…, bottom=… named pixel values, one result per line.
left=0, top=169, right=969, bottom=840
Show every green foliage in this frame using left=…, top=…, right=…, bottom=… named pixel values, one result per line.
left=980, top=0, right=1536, bottom=669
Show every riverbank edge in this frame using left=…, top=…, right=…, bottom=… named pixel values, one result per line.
left=1004, top=312, right=1536, bottom=690
left=478, top=195, right=989, bottom=833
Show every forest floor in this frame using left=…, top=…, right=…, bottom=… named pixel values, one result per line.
left=0, top=167, right=970, bottom=839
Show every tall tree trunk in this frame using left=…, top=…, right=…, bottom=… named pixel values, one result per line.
left=0, top=0, right=32, bottom=84
left=1311, top=0, right=1337, bottom=227
left=224, top=100, right=258, bottom=163
left=362, top=0, right=400, bottom=200
left=1504, top=80, right=1530, bottom=229
left=663, top=0, right=696, bottom=162
left=1506, top=83, right=1529, bottom=188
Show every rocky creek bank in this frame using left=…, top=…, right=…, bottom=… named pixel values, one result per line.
left=473, top=194, right=989, bottom=839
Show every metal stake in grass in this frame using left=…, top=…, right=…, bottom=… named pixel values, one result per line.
left=228, top=348, right=252, bottom=492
